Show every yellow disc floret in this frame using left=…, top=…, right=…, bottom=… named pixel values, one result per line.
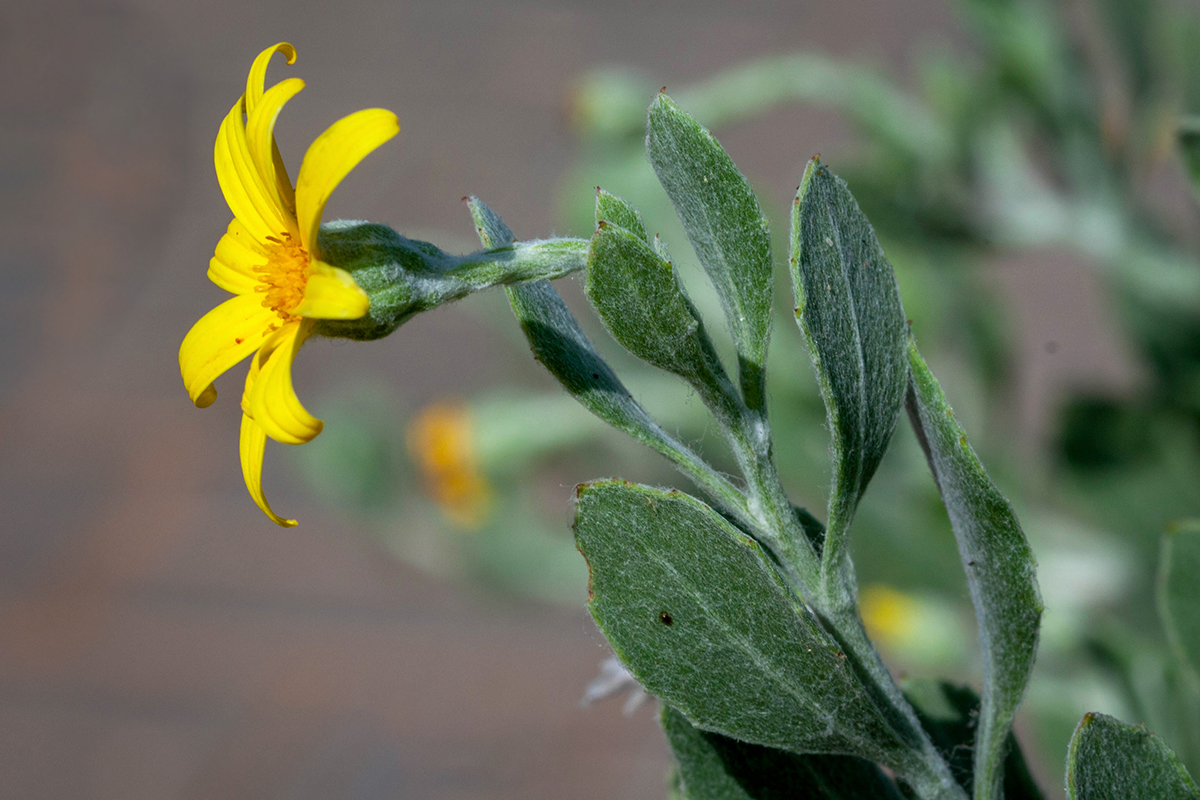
left=256, top=233, right=310, bottom=322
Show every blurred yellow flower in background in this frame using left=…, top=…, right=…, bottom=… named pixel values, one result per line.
left=861, top=584, right=923, bottom=650
left=407, top=402, right=493, bottom=529
left=179, top=42, right=399, bottom=526
left=861, top=583, right=970, bottom=670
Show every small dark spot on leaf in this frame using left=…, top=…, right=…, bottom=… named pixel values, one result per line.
left=967, top=560, right=977, bottom=567
left=659, top=611, right=673, bottom=626
left=591, top=373, right=600, bottom=379
left=235, top=337, right=244, bottom=344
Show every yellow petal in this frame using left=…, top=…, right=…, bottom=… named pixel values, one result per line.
left=208, top=219, right=268, bottom=294
left=244, top=43, right=299, bottom=216
left=208, top=255, right=256, bottom=295
left=195, top=384, right=218, bottom=408
left=293, top=260, right=370, bottom=319
left=215, top=99, right=295, bottom=240
left=179, top=294, right=276, bottom=406
left=295, top=108, right=399, bottom=254
left=246, top=77, right=304, bottom=216
left=246, top=320, right=323, bottom=444
left=227, top=217, right=270, bottom=256
left=240, top=412, right=298, bottom=527
left=245, top=42, right=296, bottom=114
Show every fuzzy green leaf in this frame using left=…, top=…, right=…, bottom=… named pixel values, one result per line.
left=574, top=480, right=911, bottom=766
left=596, top=188, right=649, bottom=242
left=472, top=195, right=666, bottom=451
left=789, top=159, right=908, bottom=586
left=466, top=195, right=517, bottom=250
left=469, top=199, right=698, bottom=475
left=906, top=340, right=1042, bottom=800
left=903, top=679, right=1045, bottom=800
left=1160, top=521, right=1200, bottom=677
left=586, top=221, right=728, bottom=390
left=469, top=196, right=750, bottom=527
left=661, top=704, right=904, bottom=800
left=1066, top=713, right=1199, bottom=800
left=646, top=93, right=773, bottom=411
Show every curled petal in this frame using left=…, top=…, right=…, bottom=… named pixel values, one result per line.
left=215, top=99, right=295, bottom=240
left=246, top=319, right=323, bottom=445
left=209, top=221, right=269, bottom=293
left=245, top=42, right=297, bottom=114
left=293, top=261, right=369, bottom=319
left=295, top=108, right=399, bottom=254
left=246, top=77, right=304, bottom=216
left=208, top=255, right=257, bottom=295
left=179, top=294, right=277, bottom=406
left=240, top=412, right=298, bottom=527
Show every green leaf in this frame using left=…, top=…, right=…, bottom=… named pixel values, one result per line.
left=585, top=221, right=730, bottom=399
left=661, top=704, right=905, bottom=800
left=1160, top=520, right=1200, bottom=677
left=902, top=679, right=1045, bottom=800
left=646, top=93, right=773, bottom=411
left=789, top=158, right=909, bottom=588
left=1066, top=713, right=1200, bottom=800
left=574, top=480, right=912, bottom=767
left=466, top=195, right=517, bottom=249
left=471, top=196, right=673, bottom=454
left=906, top=340, right=1042, bottom=800
left=595, top=188, right=649, bottom=242
left=467, top=196, right=750, bottom=528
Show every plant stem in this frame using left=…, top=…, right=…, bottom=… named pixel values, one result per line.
left=728, top=404, right=967, bottom=800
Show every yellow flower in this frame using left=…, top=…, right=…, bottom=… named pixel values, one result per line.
left=860, top=584, right=922, bottom=650
left=179, top=43, right=399, bottom=526
left=407, top=402, right=494, bottom=529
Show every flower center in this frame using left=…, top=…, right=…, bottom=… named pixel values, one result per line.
left=255, top=233, right=309, bottom=323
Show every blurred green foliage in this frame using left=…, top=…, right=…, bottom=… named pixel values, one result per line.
left=303, top=0, right=1200, bottom=787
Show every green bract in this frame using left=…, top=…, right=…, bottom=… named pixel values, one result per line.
left=313, top=220, right=589, bottom=341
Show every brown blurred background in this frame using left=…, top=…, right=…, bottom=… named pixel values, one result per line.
left=0, top=0, right=1134, bottom=797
